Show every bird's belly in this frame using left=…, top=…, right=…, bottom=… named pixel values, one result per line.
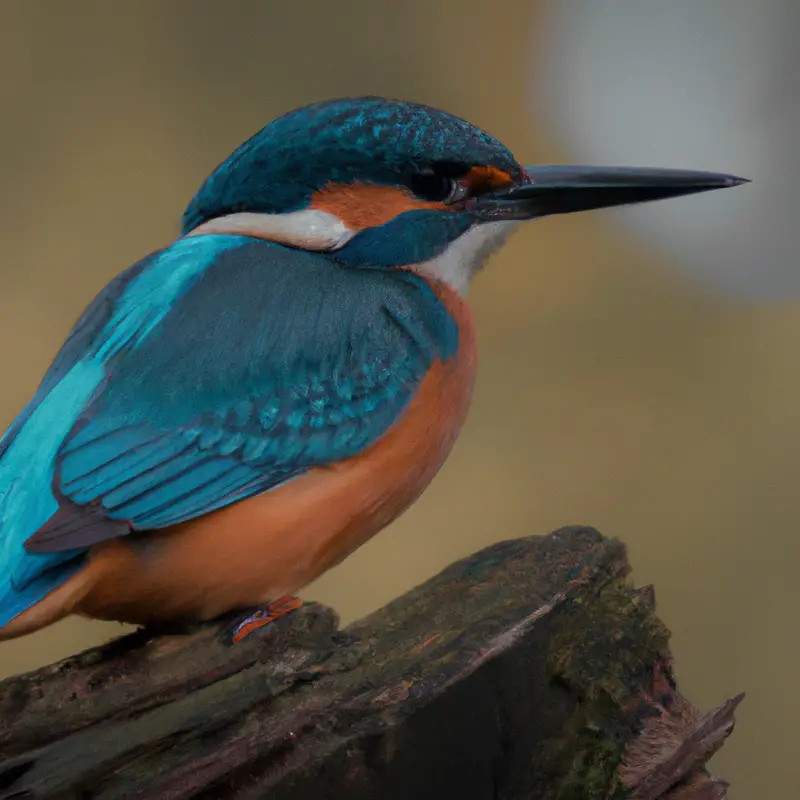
left=78, top=283, right=477, bottom=625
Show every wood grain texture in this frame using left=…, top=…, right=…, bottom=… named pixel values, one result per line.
left=0, top=527, right=742, bottom=799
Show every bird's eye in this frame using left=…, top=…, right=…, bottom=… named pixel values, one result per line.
left=409, top=170, right=468, bottom=205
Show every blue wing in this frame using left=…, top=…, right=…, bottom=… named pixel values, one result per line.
left=0, top=234, right=458, bottom=625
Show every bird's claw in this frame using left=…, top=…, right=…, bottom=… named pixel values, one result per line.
left=221, top=595, right=303, bottom=645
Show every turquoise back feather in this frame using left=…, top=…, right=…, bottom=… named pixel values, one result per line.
left=0, top=235, right=458, bottom=626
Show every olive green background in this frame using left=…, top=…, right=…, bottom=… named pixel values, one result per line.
left=0, top=3, right=796, bottom=798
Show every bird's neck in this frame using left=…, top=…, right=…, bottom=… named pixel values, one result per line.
left=411, top=220, right=520, bottom=296
left=184, top=210, right=520, bottom=298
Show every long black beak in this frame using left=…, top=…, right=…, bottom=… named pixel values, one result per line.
left=472, top=165, right=749, bottom=221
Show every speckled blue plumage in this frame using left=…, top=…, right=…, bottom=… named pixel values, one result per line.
left=0, top=235, right=458, bottom=626
left=182, top=97, right=522, bottom=232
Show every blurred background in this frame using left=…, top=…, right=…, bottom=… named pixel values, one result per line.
left=0, top=1, right=796, bottom=796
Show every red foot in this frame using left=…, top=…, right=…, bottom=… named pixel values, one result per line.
left=228, top=596, right=303, bottom=644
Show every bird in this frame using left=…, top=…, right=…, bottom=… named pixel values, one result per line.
left=0, top=96, right=747, bottom=643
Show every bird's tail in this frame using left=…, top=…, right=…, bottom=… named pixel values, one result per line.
left=0, top=360, right=102, bottom=627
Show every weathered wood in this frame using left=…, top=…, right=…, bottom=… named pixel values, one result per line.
left=0, top=526, right=742, bottom=799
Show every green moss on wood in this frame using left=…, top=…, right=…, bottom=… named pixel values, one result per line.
left=545, top=579, right=672, bottom=798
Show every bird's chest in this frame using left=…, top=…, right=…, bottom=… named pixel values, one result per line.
left=254, top=277, right=478, bottom=583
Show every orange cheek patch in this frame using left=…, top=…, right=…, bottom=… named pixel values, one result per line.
left=462, top=166, right=514, bottom=194
left=311, top=182, right=445, bottom=231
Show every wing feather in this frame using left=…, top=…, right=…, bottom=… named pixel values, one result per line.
left=26, top=238, right=458, bottom=552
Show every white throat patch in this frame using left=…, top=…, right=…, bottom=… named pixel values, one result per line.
left=415, top=221, right=521, bottom=296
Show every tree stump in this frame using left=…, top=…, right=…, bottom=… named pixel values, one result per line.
left=0, top=526, right=742, bottom=799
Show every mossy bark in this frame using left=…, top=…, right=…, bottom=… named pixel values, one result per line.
left=0, top=526, right=741, bottom=799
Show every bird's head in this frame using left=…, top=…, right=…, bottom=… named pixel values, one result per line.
left=182, top=97, right=747, bottom=294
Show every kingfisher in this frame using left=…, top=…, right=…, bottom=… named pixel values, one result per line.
left=0, top=97, right=746, bottom=643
